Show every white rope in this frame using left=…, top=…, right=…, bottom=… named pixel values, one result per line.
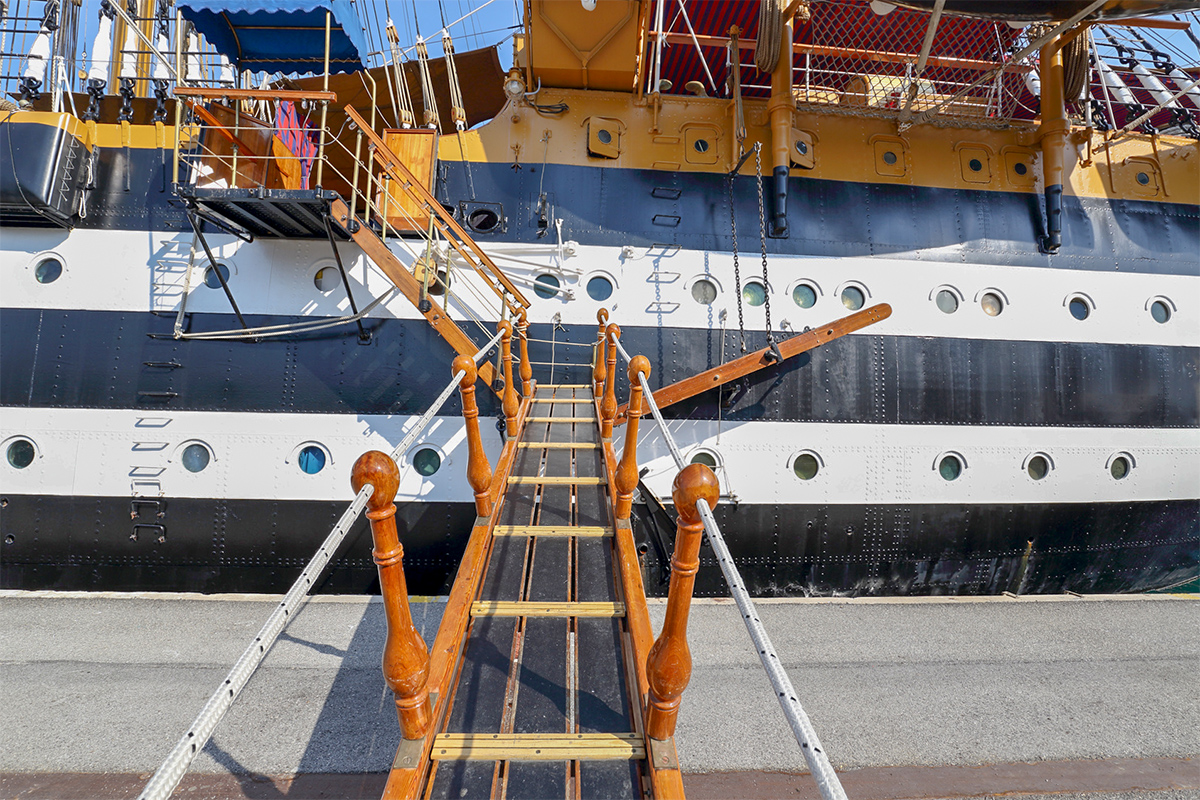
left=138, top=327, right=503, bottom=800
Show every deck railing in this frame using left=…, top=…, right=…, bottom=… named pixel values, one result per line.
left=604, top=322, right=849, bottom=800
left=138, top=326, right=505, bottom=800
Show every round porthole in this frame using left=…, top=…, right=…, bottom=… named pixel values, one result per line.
left=882, top=150, right=897, bottom=165
left=968, top=158, right=983, bottom=172
left=597, top=129, right=613, bottom=145
left=314, top=266, right=340, bottom=292
left=412, top=448, right=441, bottom=477
left=743, top=281, right=766, bottom=307
left=691, top=279, right=717, bottom=305
left=534, top=274, right=560, bottom=299
left=1136, top=172, right=1150, bottom=186
left=587, top=276, right=613, bottom=302
left=467, top=207, right=500, bottom=233
left=693, top=138, right=709, bottom=153
left=980, top=292, right=1004, bottom=317
left=795, top=140, right=808, bottom=155
left=181, top=443, right=211, bottom=473
left=1026, top=454, right=1050, bottom=481
left=792, top=283, right=817, bottom=309
left=840, top=286, right=865, bottom=311
left=1150, top=300, right=1172, bottom=324
left=690, top=450, right=718, bottom=468
left=793, top=453, right=820, bottom=481
left=204, top=263, right=231, bottom=289
left=1109, top=454, right=1131, bottom=481
left=1068, top=297, right=1091, bottom=321
left=6, top=438, right=35, bottom=469
left=935, top=290, right=959, bottom=314
left=1014, top=162, right=1028, bottom=176
left=35, top=257, right=63, bottom=284
left=938, top=454, right=962, bottom=481
left=297, top=445, right=327, bottom=475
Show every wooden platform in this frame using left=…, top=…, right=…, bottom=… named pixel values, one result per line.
left=423, top=386, right=647, bottom=800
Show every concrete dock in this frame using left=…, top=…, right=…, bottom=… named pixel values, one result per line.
left=0, top=591, right=1196, bottom=799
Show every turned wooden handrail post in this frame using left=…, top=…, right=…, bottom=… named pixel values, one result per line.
left=454, top=355, right=494, bottom=518
left=615, top=355, right=650, bottom=520
left=593, top=308, right=609, bottom=396
left=351, top=451, right=432, bottom=740
left=516, top=310, right=533, bottom=396
left=645, top=463, right=720, bottom=741
left=601, top=323, right=620, bottom=439
left=499, top=320, right=520, bottom=436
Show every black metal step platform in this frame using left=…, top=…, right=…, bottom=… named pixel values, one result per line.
left=175, top=186, right=343, bottom=239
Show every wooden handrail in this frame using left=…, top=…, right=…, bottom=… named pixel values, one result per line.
left=175, top=87, right=338, bottom=102
left=614, top=355, right=649, bottom=521
left=516, top=310, right=533, bottom=396
left=342, top=105, right=531, bottom=311
left=593, top=309, right=609, bottom=396
left=454, top=354, right=494, bottom=518
left=616, top=303, right=892, bottom=423
left=351, top=451, right=432, bottom=740
left=645, top=463, right=720, bottom=741
left=601, top=323, right=620, bottom=440
left=499, top=320, right=520, bottom=437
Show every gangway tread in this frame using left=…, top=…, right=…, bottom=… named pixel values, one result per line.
left=176, top=186, right=338, bottom=239
left=537, top=384, right=591, bottom=390
left=426, top=385, right=643, bottom=800
left=526, top=417, right=595, bottom=423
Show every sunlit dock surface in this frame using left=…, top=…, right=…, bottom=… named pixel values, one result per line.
left=0, top=591, right=1196, bottom=799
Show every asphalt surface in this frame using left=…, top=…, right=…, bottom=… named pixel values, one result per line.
left=0, top=591, right=1196, bottom=796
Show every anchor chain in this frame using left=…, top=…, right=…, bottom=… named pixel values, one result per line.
left=754, top=144, right=782, bottom=363
left=728, top=163, right=746, bottom=353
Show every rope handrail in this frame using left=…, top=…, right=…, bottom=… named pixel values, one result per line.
left=138, top=327, right=504, bottom=800
left=610, top=329, right=847, bottom=800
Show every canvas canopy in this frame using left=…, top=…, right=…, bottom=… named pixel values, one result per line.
left=177, top=0, right=368, bottom=75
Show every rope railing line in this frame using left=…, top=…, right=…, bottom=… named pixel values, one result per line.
left=606, top=324, right=846, bottom=800
left=138, top=326, right=504, bottom=800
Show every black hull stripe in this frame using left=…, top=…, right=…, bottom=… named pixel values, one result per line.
left=2, top=310, right=1196, bottom=428
left=2, top=125, right=1195, bottom=275
left=1, top=494, right=1194, bottom=596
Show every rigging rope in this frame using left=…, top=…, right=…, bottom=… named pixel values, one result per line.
left=754, top=0, right=782, bottom=74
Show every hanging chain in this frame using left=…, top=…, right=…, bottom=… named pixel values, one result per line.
left=729, top=165, right=746, bottom=353
left=754, top=144, right=775, bottom=345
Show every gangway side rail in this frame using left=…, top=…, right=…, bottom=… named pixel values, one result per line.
left=610, top=328, right=849, bottom=800
left=138, top=328, right=505, bottom=800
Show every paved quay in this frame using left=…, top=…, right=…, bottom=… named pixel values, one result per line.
left=0, top=591, right=1196, bottom=799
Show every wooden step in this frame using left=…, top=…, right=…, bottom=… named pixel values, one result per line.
left=516, top=442, right=599, bottom=449
left=493, top=526, right=613, bottom=538
left=526, top=417, right=593, bottom=423
left=431, top=733, right=645, bottom=761
left=470, top=601, right=625, bottom=618
left=533, top=399, right=592, bottom=404
left=538, top=384, right=590, bottom=390
left=507, top=476, right=604, bottom=485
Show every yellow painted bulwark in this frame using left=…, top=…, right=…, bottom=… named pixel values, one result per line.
left=528, top=0, right=641, bottom=91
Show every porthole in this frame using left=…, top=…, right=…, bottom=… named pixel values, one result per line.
left=314, top=266, right=340, bottom=293
left=792, top=283, right=817, bottom=309
left=204, top=263, right=231, bottom=289
left=467, top=207, right=500, bottom=233
left=412, top=448, right=441, bottom=477
left=693, top=138, right=709, bottom=153
left=840, top=285, right=865, bottom=311
left=1149, top=298, right=1173, bottom=324
left=743, top=281, right=766, bottom=307
left=795, top=140, right=808, bottom=156
left=34, top=257, right=63, bottom=284
left=968, top=158, right=983, bottom=172
left=297, top=445, right=327, bottom=475
left=937, top=453, right=963, bottom=481
left=534, top=274, right=560, bottom=299
left=1107, top=452, right=1134, bottom=481
left=690, top=450, right=718, bottom=469
left=935, top=290, right=959, bottom=314
left=1025, top=453, right=1051, bottom=481
left=793, top=452, right=820, bottom=481
left=6, top=438, right=35, bottom=469
left=1136, top=171, right=1150, bottom=186
left=181, top=442, right=211, bottom=473
left=980, top=292, right=1004, bottom=317
left=598, top=129, right=613, bottom=145
left=1066, top=294, right=1093, bottom=321
left=691, top=278, right=717, bottom=305
left=587, top=275, right=614, bottom=302
left=882, top=150, right=897, bottom=165
left=1014, top=162, right=1028, bottom=176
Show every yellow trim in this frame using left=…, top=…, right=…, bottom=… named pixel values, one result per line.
left=0, top=111, right=93, bottom=151
left=507, top=476, right=605, bottom=485
left=470, top=601, right=625, bottom=618
left=431, top=733, right=644, bottom=761
left=0, top=110, right=198, bottom=151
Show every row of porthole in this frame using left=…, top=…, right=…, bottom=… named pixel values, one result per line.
left=931, top=286, right=1174, bottom=324
left=689, top=450, right=1136, bottom=482
left=3, top=438, right=446, bottom=478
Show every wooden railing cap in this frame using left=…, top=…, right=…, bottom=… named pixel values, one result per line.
left=605, top=322, right=621, bottom=340
left=516, top=308, right=528, bottom=325
left=628, top=354, right=651, bottom=383
left=597, top=308, right=609, bottom=324
left=453, top=355, right=477, bottom=389
left=672, top=463, right=719, bottom=525
left=498, top=319, right=513, bottom=339
left=352, top=451, right=400, bottom=511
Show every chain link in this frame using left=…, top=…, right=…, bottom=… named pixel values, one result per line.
left=728, top=162, right=746, bottom=353
left=754, top=144, right=775, bottom=345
